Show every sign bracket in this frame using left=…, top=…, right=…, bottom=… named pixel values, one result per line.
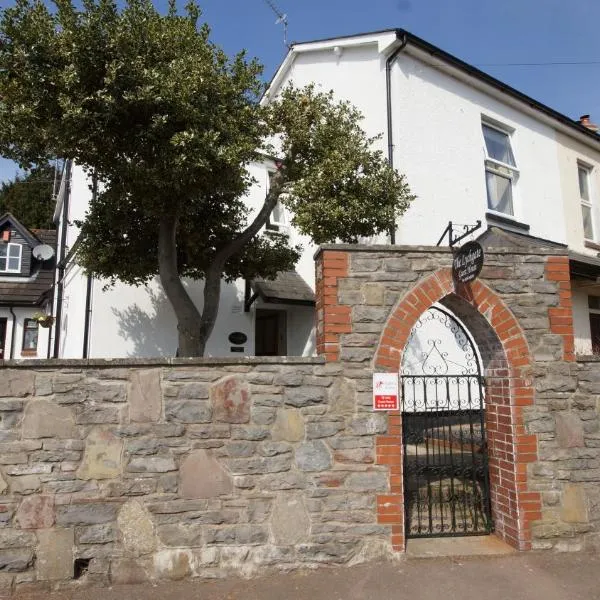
left=436, top=220, right=482, bottom=247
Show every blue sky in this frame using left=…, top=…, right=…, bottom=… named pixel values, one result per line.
left=1, top=0, right=599, bottom=183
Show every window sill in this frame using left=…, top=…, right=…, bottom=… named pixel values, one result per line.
left=584, top=240, right=600, bottom=252
left=20, top=350, right=38, bottom=357
left=485, top=211, right=530, bottom=232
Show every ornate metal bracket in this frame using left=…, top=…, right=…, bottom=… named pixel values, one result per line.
left=436, top=220, right=482, bottom=247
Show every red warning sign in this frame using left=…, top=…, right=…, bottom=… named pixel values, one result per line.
left=373, top=373, right=399, bottom=411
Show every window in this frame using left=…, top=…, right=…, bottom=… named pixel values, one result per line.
left=266, top=170, right=287, bottom=231
left=589, top=297, right=600, bottom=355
left=0, top=243, right=22, bottom=273
left=22, top=319, right=39, bottom=353
left=579, top=164, right=594, bottom=240
left=482, top=123, right=518, bottom=216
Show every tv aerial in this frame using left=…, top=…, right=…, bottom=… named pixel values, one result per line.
left=263, top=0, right=290, bottom=49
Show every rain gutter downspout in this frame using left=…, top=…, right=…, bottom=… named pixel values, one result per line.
left=82, top=173, right=98, bottom=359
left=386, top=30, right=408, bottom=244
left=9, top=307, right=16, bottom=360
left=53, top=160, right=72, bottom=359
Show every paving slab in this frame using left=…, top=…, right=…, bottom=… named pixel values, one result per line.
left=9, top=552, right=600, bottom=600
left=406, top=535, right=516, bottom=558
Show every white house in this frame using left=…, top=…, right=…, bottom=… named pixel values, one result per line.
left=50, top=28, right=600, bottom=359
left=0, top=213, right=56, bottom=360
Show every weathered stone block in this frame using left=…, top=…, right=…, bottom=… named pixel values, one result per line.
left=272, top=409, right=305, bottom=442
left=0, top=371, right=34, bottom=398
left=111, top=559, right=148, bottom=585
left=166, top=400, right=212, bottom=423
left=118, top=500, right=156, bottom=557
left=556, top=413, right=584, bottom=448
left=9, top=475, right=40, bottom=495
left=0, top=550, right=34, bottom=572
left=77, top=524, right=115, bottom=544
left=77, top=404, right=122, bottom=424
left=284, top=387, right=326, bottom=408
left=306, top=421, right=345, bottom=439
left=77, top=428, right=123, bottom=480
left=271, top=494, right=310, bottom=546
left=15, top=496, right=54, bottom=529
left=0, top=530, right=36, bottom=549
left=350, top=414, right=387, bottom=436
left=56, top=503, right=118, bottom=526
left=127, top=456, right=176, bottom=473
left=328, top=378, right=357, bottom=416
left=153, top=549, right=193, bottom=580
left=295, top=441, right=332, bottom=472
left=561, top=484, right=588, bottom=523
left=346, top=471, right=388, bottom=492
left=204, top=525, right=267, bottom=545
left=158, top=524, right=203, bottom=547
left=22, top=400, right=77, bottom=439
left=36, top=528, right=73, bottom=581
left=179, top=450, right=232, bottom=499
left=211, top=377, right=251, bottom=424
left=128, top=370, right=162, bottom=423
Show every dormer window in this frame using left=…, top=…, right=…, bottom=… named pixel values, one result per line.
left=0, top=243, right=22, bottom=273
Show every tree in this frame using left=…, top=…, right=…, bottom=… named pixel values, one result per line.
left=0, top=0, right=415, bottom=356
left=0, top=163, right=57, bottom=229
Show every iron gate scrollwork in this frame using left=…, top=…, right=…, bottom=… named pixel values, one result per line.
left=401, top=307, right=493, bottom=538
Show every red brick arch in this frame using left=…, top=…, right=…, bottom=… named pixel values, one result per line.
left=374, top=267, right=541, bottom=552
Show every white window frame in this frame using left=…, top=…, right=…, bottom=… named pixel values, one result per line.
left=0, top=243, right=22, bottom=273
left=482, top=120, right=520, bottom=218
left=266, top=169, right=288, bottom=232
left=578, top=162, right=595, bottom=241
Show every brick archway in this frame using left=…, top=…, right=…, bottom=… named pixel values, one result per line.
left=374, top=267, right=541, bottom=551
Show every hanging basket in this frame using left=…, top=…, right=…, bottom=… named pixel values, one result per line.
left=32, top=313, right=55, bottom=328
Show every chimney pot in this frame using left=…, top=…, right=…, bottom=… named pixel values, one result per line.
left=579, top=114, right=599, bottom=132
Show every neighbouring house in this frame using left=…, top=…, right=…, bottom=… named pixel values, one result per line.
left=0, top=213, right=56, bottom=360
left=51, top=28, right=600, bottom=359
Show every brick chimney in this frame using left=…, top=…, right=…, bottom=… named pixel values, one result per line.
left=579, top=114, right=599, bottom=132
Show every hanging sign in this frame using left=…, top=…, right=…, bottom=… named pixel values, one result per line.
left=452, top=241, right=484, bottom=284
left=373, top=373, right=400, bottom=411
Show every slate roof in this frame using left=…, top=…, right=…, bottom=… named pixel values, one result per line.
left=252, top=271, right=315, bottom=305
left=0, top=217, right=57, bottom=307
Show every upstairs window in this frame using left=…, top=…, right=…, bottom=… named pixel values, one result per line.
left=0, top=243, right=22, bottom=273
left=482, top=123, right=518, bottom=216
left=579, top=164, right=594, bottom=240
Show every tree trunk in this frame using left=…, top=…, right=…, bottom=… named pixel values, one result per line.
left=157, top=212, right=205, bottom=356
left=158, top=171, right=285, bottom=357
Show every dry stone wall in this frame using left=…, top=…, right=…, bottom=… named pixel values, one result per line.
left=0, top=358, right=391, bottom=591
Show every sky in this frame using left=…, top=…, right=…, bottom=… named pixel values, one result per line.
left=1, top=0, right=599, bottom=183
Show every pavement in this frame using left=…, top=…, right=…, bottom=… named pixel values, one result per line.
left=9, top=552, right=600, bottom=600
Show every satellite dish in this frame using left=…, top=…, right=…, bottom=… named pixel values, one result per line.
left=32, top=244, right=55, bottom=262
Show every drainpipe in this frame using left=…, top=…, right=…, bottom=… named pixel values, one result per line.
left=386, top=30, right=408, bottom=244
left=53, top=160, right=72, bottom=358
left=81, top=173, right=97, bottom=359
left=9, top=307, right=16, bottom=360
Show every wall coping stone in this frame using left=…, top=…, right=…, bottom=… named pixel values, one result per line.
left=314, top=243, right=568, bottom=259
left=0, top=356, right=325, bottom=369
left=576, top=355, right=600, bottom=363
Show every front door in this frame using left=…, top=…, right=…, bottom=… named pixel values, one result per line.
left=0, top=318, right=7, bottom=360
left=255, top=309, right=287, bottom=356
left=401, top=307, right=493, bottom=538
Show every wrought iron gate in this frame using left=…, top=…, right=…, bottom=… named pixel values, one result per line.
left=401, top=307, right=492, bottom=538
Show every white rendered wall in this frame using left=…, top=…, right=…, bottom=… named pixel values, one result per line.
left=55, top=162, right=316, bottom=359
left=556, top=131, right=600, bottom=256
left=274, top=43, right=568, bottom=247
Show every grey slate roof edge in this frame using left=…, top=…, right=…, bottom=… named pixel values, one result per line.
left=0, top=356, right=326, bottom=369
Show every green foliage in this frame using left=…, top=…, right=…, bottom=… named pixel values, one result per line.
left=0, top=163, right=57, bottom=229
left=0, top=0, right=415, bottom=355
left=267, top=85, right=415, bottom=243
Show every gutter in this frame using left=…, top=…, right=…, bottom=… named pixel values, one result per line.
left=82, top=172, right=98, bottom=359
left=385, top=30, right=408, bottom=244
left=52, top=159, right=72, bottom=359
left=9, top=307, right=16, bottom=360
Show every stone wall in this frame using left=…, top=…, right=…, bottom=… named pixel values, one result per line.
left=315, top=240, right=599, bottom=552
left=0, top=358, right=391, bottom=592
